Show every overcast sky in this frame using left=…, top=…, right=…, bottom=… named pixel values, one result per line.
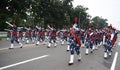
left=72, top=0, right=120, bottom=30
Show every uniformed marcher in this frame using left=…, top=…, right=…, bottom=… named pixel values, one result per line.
left=68, top=17, right=81, bottom=65
left=103, top=27, right=113, bottom=58
left=6, top=20, right=23, bottom=49
left=61, top=25, right=68, bottom=45
left=47, top=24, right=57, bottom=48
left=25, top=25, right=32, bottom=44
left=36, top=24, right=45, bottom=45
left=18, top=27, right=23, bottom=42
left=85, top=28, right=94, bottom=55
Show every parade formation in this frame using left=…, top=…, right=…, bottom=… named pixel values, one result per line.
left=1, top=0, right=120, bottom=70
left=4, top=17, right=118, bottom=66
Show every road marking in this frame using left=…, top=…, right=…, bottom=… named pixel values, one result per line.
left=0, top=41, right=61, bottom=51
left=0, top=44, right=35, bottom=51
left=0, top=40, right=63, bottom=51
left=0, top=55, right=49, bottom=70
left=110, top=52, right=118, bottom=70
left=0, top=48, right=8, bottom=51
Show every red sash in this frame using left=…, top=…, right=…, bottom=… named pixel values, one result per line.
left=70, top=28, right=81, bottom=46
left=12, top=30, right=18, bottom=38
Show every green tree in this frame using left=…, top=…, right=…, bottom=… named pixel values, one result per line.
left=31, top=0, right=73, bottom=28
left=0, top=0, right=109, bottom=30
left=0, top=0, right=32, bottom=30
left=70, top=5, right=90, bottom=27
left=91, top=16, right=108, bottom=28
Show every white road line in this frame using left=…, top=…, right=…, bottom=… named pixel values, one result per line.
left=0, top=48, right=8, bottom=51
left=0, top=42, right=49, bottom=51
left=0, top=44, right=35, bottom=51
left=110, top=52, right=118, bottom=70
left=0, top=55, right=49, bottom=70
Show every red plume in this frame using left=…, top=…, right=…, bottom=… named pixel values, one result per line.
left=74, top=17, right=78, bottom=23
left=13, top=20, right=16, bottom=24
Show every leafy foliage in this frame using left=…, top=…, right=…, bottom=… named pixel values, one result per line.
left=0, top=0, right=108, bottom=30
left=91, top=16, right=108, bottom=28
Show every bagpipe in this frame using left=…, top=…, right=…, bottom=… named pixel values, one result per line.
left=6, top=21, right=13, bottom=27
left=6, top=21, right=23, bottom=31
left=36, top=25, right=42, bottom=30
left=5, top=21, right=18, bottom=38
left=48, top=25, right=53, bottom=30
left=24, top=27, right=30, bottom=30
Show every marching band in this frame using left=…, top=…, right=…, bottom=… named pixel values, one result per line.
left=5, top=18, right=118, bottom=66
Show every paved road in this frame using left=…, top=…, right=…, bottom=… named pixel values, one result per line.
left=0, top=35, right=119, bottom=70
